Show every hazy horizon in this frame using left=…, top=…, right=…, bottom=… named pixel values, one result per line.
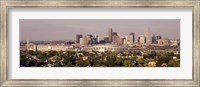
left=20, top=19, right=180, bottom=41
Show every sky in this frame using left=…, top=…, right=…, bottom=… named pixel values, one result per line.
left=20, top=19, right=180, bottom=41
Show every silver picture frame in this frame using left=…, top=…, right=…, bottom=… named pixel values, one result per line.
left=0, top=0, right=200, bottom=86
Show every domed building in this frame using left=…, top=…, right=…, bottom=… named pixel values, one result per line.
left=83, top=44, right=127, bottom=52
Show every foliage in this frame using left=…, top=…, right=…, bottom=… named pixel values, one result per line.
left=20, top=50, right=180, bottom=67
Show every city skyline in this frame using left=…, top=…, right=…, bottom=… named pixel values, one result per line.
left=20, top=19, right=180, bottom=41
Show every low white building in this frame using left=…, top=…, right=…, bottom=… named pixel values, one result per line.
left=28, top=44, right=71, bottom=51
left=83, top=44, right=127, bottom=52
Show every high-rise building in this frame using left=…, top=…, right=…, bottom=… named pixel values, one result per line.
left=124, top=36, right=131, bottom=45
left=137, top=37, right=140, bottom=43
left=152, top=34, right=157, bottom=44
left=83, top=35, right=91, bottom=46
left=112, top=34, right=124, bottom=45
left=91, top=35, right=98, bottom=44
left=94, top=35, right=98, bottom=38
left=130, top=33, right=135, bottom=43
left=144, top=27, right=151, bottom=45
left=93, top=35, right=98, bottom=42
left=87, top=35, right=93, bottom=45
left=108, top=28, right=112, bottom=43
left=118, top=37, right=125, bottom=45
left=104, top=36, right=109, bottom=43
left=80, top=38, right=84, bottom=46
left=139, top=35, right=146, bottom=44
left=76, top=34, right=83, bottom=44
left=112, top=35, right=118, bottom=44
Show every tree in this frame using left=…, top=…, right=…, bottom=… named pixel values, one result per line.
left=136, top=58, right=144, bottom=67
left=106, top=57, right=116, bottom=67
left=20, top=54, right=26, bottom=65
left=76, top=59, right=89, bottom=67
left=168, top=59, right=180, bottom=67
left=149, top=51, right=156, bottom=58
left=133, top=51, right=142, bottom=56
left=36, top=51, right=47, bottom=62
left=115, top=58, right=123, bottom=66
left=90, top=56, right=101, bottom=67
left=47, top=50, right=58, bottom=58
left=28, top=50, right=35, bottom=55
left=156, top=52, right=172, bottom=67
left=123, top=59, right=132, bottom=67
left=144, top=51, right=157, bottom=59
left=63, top=54, right=75, bottom=66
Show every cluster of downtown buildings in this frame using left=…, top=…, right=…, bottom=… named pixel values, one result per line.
left=20, top=27, right=180, bottom=67
left=76, top=27, right=174, bottom=47
left=21, top=27, right=180, bottom=52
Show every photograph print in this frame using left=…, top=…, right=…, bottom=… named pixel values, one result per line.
left=20, top=19, right=180, bottom=67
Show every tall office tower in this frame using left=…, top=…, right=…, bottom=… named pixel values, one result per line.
left=87, top=35, right=93, bottom=45
left=80, top=38, right=84, bottom=46
left=83, top=35, right=90, bottom=46
left=152, top=34, right=157, bottom=44
left=90, top=35, right=97, bottom=44
left=76, top=34, right=83, bottom=44
left=130, top=33, right=135, bottom=43
left=94, top=35, right=98, bottom=38
left=118, top=37, right=124, bottom=45
left=104, top=36, right=109, bottom=43
left=112, top=35, right=118, bottom=44
left=137, top=37, right=140, bottom=43
left=124, top=36, right=130, bottom=45
left=94, top=35, right=98, bottom=43
left=144, top=27, right=151, bottom=45
left=108, top=28, right=113, bottom=43
left=139, top=35, right=146, bottom=44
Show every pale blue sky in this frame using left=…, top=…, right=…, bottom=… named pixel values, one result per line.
left=20, top=19, right=180, bottom=41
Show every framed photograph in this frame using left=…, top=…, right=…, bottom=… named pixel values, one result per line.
left=1, top=0, right=200, bottom=86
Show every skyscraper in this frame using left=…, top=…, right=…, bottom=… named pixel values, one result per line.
left=87, top=34, right=93, bottom=45
left=108, top=28, right=112, bottom=43
left=104, top=36, right=109, bottom=43
left=80, top=38, right=84, bottom=46
left=137, top=37, right=140, bottom=43
left=124, top=36, right=131, bottom=45
left=76, top=34, right=83, bottom=44
left=152, top=34, right=157, bottom=44
left=83, top=35, right=91, bottom=46
left=139, top=35, right=146, bottom=44
left=130, top=33, right=135, bottom=43
left=112, top=35, right=119, bottom=44
left=118, top=36, right=125, bottom=45
left=144, top=27, right=151, bottom=45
